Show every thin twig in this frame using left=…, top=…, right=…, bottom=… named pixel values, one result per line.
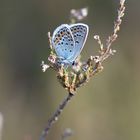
left=100, top=0, right=125, bottom=62
left=39, top=93, right=74, bottom=140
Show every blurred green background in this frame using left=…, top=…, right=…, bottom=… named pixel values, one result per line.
left=0, top=0, right=140, bottom=140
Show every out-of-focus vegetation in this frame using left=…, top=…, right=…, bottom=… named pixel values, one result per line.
left=0, top=0, right=140, bottom=140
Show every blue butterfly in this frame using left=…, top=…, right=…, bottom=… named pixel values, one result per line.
left=51, top=23, right=89, bottom=66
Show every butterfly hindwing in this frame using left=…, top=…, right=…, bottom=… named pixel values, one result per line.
left=69, top=23, right=89, bottom=60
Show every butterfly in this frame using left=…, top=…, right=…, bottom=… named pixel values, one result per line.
left=51, top=23, right=89, bottom=66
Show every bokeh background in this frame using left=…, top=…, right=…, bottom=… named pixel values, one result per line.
left=0, top=0, right=140, bottom=140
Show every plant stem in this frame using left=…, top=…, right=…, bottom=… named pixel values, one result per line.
left=39, top=92, right=74, bottom=140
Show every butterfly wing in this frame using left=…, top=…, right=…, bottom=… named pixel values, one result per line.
left=52, top=24, right=75, bottom=64
left=69, top=23, right=89, bottom=61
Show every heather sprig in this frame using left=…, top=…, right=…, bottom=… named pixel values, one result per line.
left=40, top=0, right=126, bottom=139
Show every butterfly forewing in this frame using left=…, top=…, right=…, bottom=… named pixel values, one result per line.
left=70, top=23, right=89, bottom=60
left=52, top=24, right=75, bottom=60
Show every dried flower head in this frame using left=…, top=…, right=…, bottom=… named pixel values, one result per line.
left=70, top=7, right=88, bottom=23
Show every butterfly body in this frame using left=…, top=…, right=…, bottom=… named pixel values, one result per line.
left=51, top=23, right=89, bottom=66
